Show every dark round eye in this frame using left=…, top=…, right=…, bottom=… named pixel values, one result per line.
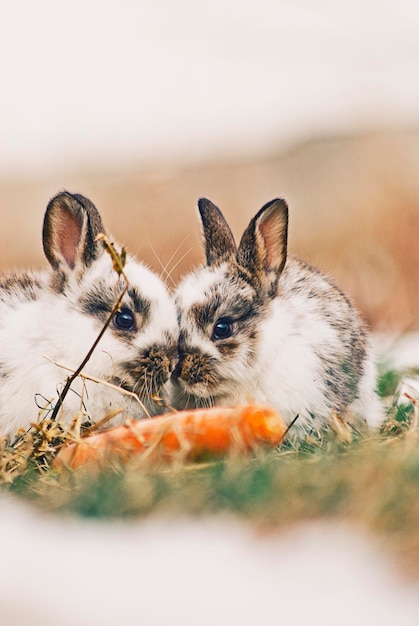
left=211, top=318, right=234, bottom=341
left=114, top=308, right=136, bottom=331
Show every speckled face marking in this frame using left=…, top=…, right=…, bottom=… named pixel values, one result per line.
left=172, top=198, right=289, bottom=405
left=0, top=272, right=45, bottom=305
left=174, top=261, right=267, bottom=400
left=79, top=281, right=151, bottom=342
left=113, top=339, right=178, bottom=398
left=75, top=253, right=180, bottom=403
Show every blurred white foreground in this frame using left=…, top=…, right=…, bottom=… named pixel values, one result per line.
left=0, top=497, right=418, bottom=626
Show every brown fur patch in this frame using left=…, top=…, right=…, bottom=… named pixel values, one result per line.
left=0, top=271, right=44, bottom=303
left=117, top=342, right=178, bottom=396
left=217, top=339, right=241, bottom=357
left=79, top=282, right=153, bottom=345
left=178, top=349, right=219, bottom=386
left=198, top=198, right=237, bottom=266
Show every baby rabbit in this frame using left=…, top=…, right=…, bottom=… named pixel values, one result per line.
left=0, top=191, right=178, bottom=437
left=172, top=198, right=383, bottom=437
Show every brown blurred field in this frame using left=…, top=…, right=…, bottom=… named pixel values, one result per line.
left=1, top=128, right=419, bottom=332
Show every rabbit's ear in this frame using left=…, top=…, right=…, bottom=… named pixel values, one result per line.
left=198, top=198, right=237, bottom=265
left=43, top=192, right=106, bottom=271
left=237, top=199, right=288, bottom=295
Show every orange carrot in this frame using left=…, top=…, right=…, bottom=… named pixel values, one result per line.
left=53, top=404, right=286, bottom=470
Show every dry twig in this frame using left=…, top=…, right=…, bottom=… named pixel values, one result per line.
left=49, top=235, right=129, bottom=421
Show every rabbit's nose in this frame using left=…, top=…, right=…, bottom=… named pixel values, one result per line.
left=171, top=359, right=182, bottom=380
left=171, top=353, right=196, bottom=382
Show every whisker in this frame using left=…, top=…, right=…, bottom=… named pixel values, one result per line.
left=163, top=234, right=191, bottom=276
left=166, top=246, right=193, bottom=278
left=147, top=240, right=176, bottom=288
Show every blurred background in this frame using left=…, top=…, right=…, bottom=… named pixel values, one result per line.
left=1, top=0, right=419, bottom=331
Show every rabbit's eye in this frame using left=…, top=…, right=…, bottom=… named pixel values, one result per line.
left=212, top=318, right=234, bottom=341
left=114, top=308, right=136, bottom=331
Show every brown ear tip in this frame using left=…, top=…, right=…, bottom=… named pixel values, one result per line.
left=46, top=190, right=67, bottom=208
left=48, top=190, right=74, bottom=201
left=261, top=198, right=288, bottom=213
left=197, top=197, right=214, bottom=214
left=253, top=199, right=289, bottom=230
left=45, top=191, right=84, bottom=218
left=197, top=198, right=224, bottom=224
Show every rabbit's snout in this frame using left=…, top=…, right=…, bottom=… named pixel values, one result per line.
left=142, top=344, right=178, bottom=387
left=172, top=349, right=218, bottom=389
left=118, top=343, right=178, bottom=394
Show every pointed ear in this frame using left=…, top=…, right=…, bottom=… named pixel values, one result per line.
left=198, top=198, right=237, bottom=266
left=42, top=192, right=106, bottom=271
left=236, top=199, right=288, bottom=295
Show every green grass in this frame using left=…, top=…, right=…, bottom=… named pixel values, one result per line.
left=3, top=365, right=419, bottom=576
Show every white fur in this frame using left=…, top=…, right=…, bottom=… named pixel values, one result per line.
left=176, top=264, right=227, bottom=311
left=349, top=339, right=384, bottom=429
left=174, top=257, right=383, bottom=435
left=0, top=250, right=178, bottom=437
left=254, top=293, right=339, bottom=428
